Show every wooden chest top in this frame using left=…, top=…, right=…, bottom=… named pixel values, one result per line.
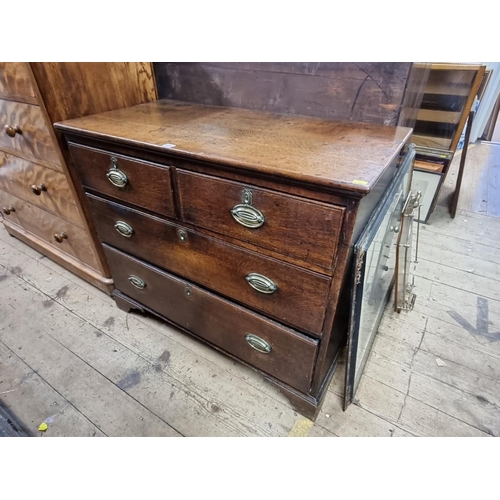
left=55, top=99, right=412, bottom=195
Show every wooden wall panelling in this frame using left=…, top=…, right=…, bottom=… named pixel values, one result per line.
left=154, top=62, right=415, bottom=126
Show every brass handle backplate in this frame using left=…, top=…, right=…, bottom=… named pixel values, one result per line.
left=245, top=334, right=272, bottom=354
left=245, top=273, right=278, bottom=294
left=128, top=275, right=146, bottom=289
left=231, top=204, right=265, bottom=229
left=4, top=124, right=22, bottom=138
left=2, top=206, right=15, bottom=215
left=31, top=183, right=47, bottom=195
left=114, top=221, right=134, bottom=238
left=106, top=157, right=128, bottom=188
left=54, top=232, right=67, bottom=243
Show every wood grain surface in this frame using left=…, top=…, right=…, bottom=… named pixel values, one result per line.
left=0, top=63, right=36, bottom=103
left=105, top=245, right=319, bottom=393
left=177, top=169, right=344, bottom=270
left=31, top=63, right=158, bottom=124
left=87, top=193, right=330, bottom=335
left=55, top=99, right=412, bottom=195
left=0, top=190, right=99, bottom=270
left=0, top=152, right=82, bottom=224
left=0, top=99, right=61, bottom=167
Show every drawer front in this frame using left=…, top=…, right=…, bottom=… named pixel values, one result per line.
left=0, top=191, right=99, bottom=270
left=177, top=170, right=345, bottom=270
left=0, top=152, right=82, bottom=224
left=0, top=189, right=21, bottom=225
left=0, top=63, right=36, bottom=101
left=0, top=99, right=61, bottom=167
left=69, top=143, right=175, bottom=218
left=87, top=194, right=330, bottom=335
left=104, top=244, right=319, bottom=393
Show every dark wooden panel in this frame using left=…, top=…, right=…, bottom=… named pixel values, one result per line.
left=177, top=169, right=344, bottom=270
left=0, top=99, right=61, bottom=167
left=154, top=62, right=413, bottom=126
left=55, top=100, right=412, bottom=196
left=87, top=193, right=330, bottom=335
left=0, top=151, right=82, bottom=224
left=68, top=143, right=175, bottom=218
left=104, top=245, right=318, bottom=393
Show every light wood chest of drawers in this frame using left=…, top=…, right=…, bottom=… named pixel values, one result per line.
left=56, top=99, right=412, bottom=419
left=0, top=63, right=157, bottom=292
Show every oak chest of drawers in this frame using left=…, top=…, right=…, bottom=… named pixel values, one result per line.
left=0, top=63, right=157, bottom=292
left=56, top=100, right=413, bottom=419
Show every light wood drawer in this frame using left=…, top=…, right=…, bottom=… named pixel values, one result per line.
left=0, top=63, right=36, bottom=102
left=87, top=193, right=330, bottom=335
left=68, top=143, right=175, bottom=218
left=177, top=170, right=344, bottom=270
left=104, top=244, right=319, bottom=393
left=0, top=99, right=61, bottom=167
left=0, top=151, right=82, bottom=224
left=0, top=190, right=99, bottom=270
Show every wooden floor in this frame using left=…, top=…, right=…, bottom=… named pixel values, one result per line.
left=1, top=143, right=499, bottom=437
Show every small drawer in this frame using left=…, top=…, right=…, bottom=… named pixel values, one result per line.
left=104, top=244, right=319, bottom=393
left=68, top=143, right=175, bottom=218
left=0, top=152, right=82, bottom=224
left=87, top=193, right=330, bottom=335
left=0, top=190, right=99, bottom=270
left=177, top=170, right=345, bottom=270
left=0, top=99, right=61, bottom=167
left=0, top=63, right=36, bottom=102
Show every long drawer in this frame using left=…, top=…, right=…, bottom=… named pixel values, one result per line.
left=68, top=143, right=176, bottom=218
left=0, top=190, right=99, bottom=270
left=104, top=244, right=319, bottom=393
left=177, top=169, right=344, bottom=270
left=0, top=151, right=82, bottom=224
left=0, top=99, right=61, bottom=167
left=87, top=193, right=330, bottom=335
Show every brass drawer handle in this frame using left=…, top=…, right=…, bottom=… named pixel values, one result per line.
left=31, top=183, right=47, bottom=195
left=2, top=205, right=15, bottom=215
left=54, top=232, right=67, bottom=243
left=106, top=157, right=128, bottom=188
left=128, top=275, right=146, bottom=289
left=245, top=273, right=278, bottom=294
left=4, top=124, right=22, bottom=137
left=114, top=220, right=134, bottom=237
left=245, top=334, right=272, bottom=354
left=231, top=204, right=265, bottom=229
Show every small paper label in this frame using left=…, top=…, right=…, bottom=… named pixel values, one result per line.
left=162, top=143, right=176, bottom=148
left=352, top=179, right=369, bottom=186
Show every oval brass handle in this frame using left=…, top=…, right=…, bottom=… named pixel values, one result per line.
left=114, top=220, right=134, bottom=237
left=106, top=157, right=128, bottom=188
left=245, top=334, right=272, bottom=354
left=245, top=273, right=278, bottom=294
left=2, top=205, right=15, bottom=215
left=54, top=232, right=67, bottom=243
left=230, top=204, right=265, bottom=229
left=4, top=124, right=22, bottom=138
left=31, top=183, right=47, bottom=195
left=128, top=275, right=146, bottom=289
